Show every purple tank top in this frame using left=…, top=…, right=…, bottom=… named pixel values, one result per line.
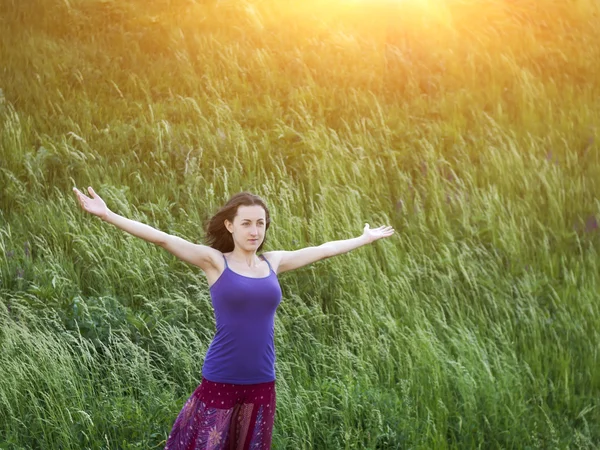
left=201, top=254, right=282, bottom=384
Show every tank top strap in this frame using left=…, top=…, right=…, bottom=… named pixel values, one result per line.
left=260, top=254, right=273, bottom=273
left=222, top=253, right=229, bottom=268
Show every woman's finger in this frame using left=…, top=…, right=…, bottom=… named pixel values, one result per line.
left=79, top=192, right=92, bottom=200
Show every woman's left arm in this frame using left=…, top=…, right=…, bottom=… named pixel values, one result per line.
left=263, top=224, right=394, bottom=274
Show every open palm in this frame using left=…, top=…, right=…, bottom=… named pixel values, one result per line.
left=73, top=186, right=108, bottom=219
left=363, top=223, right=394, bottom=243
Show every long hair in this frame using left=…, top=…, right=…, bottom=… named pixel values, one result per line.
left=205, top=192, right=271, bottom=253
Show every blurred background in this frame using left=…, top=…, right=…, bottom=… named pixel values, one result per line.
left=0, top=0, right=599, bottom=448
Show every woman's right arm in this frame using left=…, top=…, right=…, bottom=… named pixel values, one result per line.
left=73, top=186, right=220, bottom=271
left=103, top=209, right=169, bottom=245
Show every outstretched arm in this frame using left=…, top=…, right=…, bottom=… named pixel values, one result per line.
left=73, top=186, right=169, bottom=244
left=73, top=186, right=220, bottom=271
left=264, top=223, right=394, bottom=274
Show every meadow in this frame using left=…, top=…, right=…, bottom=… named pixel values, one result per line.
left=0, top=0, right=599, bottom=448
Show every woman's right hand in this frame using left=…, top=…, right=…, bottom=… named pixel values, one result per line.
left=73, top=186, right=109, bottom=220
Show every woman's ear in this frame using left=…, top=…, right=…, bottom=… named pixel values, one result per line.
left=224, top=219, right=233, bottom=234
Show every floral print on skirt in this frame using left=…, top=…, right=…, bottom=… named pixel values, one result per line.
left=165, top=377, right=276, bottom=450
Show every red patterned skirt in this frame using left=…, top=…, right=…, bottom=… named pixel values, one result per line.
left=164, top=377, right=276, bottom=450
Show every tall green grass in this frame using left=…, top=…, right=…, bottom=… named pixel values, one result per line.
left=1, top=0, right=599, bottom=448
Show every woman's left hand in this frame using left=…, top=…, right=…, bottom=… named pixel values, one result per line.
left=363, top=223, right=395, bottom=243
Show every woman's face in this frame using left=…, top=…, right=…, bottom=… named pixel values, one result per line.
left=225, top=205, right=267, bottom=251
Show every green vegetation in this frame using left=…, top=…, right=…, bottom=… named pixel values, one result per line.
left=1, top=0, right=599, bottom=448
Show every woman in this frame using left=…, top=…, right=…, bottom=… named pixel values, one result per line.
left=73, top=186, right=394, bottom=449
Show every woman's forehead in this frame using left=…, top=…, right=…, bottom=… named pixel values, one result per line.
left=236, top=205, right=266, bottom=220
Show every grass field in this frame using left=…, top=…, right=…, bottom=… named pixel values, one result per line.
left=1, top=0, right=599, bottom=448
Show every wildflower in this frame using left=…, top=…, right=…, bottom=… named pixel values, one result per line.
left=5, top=250, right=14, bottom=259
left=16, top=268, right=24, bottom=279
left=545, top=150, right=559, bottom=165
left=24, top=241, right=30, bottom=258
left=585, top=216, right=598, bottom=233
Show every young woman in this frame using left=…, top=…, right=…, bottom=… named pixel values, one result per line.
left=73, top=186, right=394, bottom=449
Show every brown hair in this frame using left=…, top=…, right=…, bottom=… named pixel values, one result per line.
left=205, top=192, right=271, bottom=253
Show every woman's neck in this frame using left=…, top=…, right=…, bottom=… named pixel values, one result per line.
left=228, top=249, right=260, bottom=267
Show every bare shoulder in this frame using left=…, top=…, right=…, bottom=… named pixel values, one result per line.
left=161, top=235, right=224, bottom=273
left=201, top=245, right=225, bottom=270
left=262, top=246, right=329, bottom=274
left=202, top=247, right=226, bottom=286
left=261, top=251, right=284, bottom=273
